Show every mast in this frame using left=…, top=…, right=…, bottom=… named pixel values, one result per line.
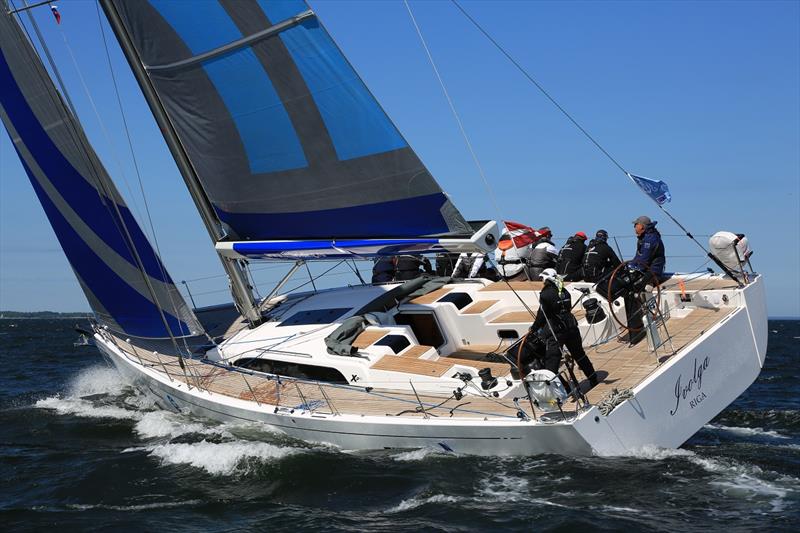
left=99, top=0, right=262, bottom=326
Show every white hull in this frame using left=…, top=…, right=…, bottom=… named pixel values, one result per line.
left=95, top=276, right=767, bottom=456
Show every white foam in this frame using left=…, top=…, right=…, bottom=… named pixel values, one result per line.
left=600, top=505, right=644, bottom=513
left=145, top=440, right=299, bottom=475
left=35, top=396, right=142, bottom=421
left=603, top=445, right=695, bottom=460
left=388, top=494, right=462, bottom=513
left=391, top=447, right=453, bottom=462
left=689, top=455, right=798, bottom=512
left=66, top=500, right=202, bottom=511
left=34, top=365, right=146, bottom=421
left=68, top=365, right=128, bottom=397
left=133, top=411, right=211, bottom=439
left=477, top=473, right=529, bottom=501
left=528, top=497, right=569, bottom=508
left=705, top=424, right=789, bottom=440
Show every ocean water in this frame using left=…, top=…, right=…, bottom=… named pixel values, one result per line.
left=0, top=318, right=798, bottom=532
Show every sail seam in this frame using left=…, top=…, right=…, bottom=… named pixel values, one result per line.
left=144, top=9, right=314, bottom=72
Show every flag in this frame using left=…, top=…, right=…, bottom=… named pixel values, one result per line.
left=502, top=221, right=537, bottom=248
left=50, top=4, right=61, bottom=25
left=628, top=173, right=672, bottom=205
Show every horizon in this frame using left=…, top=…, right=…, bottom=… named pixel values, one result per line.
left=1, top=0, right=798, bottom=316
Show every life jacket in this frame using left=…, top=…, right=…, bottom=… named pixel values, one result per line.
left=494, top=236, right=533, bottom=278
left=582, top=239, right=609, bottom=282
left=530, top=239, right=557, bottom=268
left=540, top=280, right=577, bottom=333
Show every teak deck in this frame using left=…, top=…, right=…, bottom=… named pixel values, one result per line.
left=107, top=304, right=734, bottom=421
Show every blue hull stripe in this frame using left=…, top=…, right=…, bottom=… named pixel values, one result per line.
left=216, top=192, right=452, bottom=240
left=148, top=0, right=308, bottom=174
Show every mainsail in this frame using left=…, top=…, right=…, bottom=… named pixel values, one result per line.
left=0, top=5, right=202, bottom=338
left=103, top=0, right=471, bottom=241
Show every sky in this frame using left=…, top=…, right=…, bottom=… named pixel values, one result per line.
left=0, top=0, right=798, bottom=317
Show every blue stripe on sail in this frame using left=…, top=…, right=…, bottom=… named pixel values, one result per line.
left=148, top=0, right=307, bottom=174
left=0, top=48, right=171, bottom=285
left=20, top=157, right=190, bottom=338
left=216, top=192, right=453, bottom=239
left=257, top=0, right=407, bottom=161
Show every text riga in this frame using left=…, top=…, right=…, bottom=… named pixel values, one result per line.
left=670, top=356, right=711, bottom=416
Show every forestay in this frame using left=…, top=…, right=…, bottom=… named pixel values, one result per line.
left=0, top=5, right=201, bottom=338
left=107, top=0, right=471, bottom=241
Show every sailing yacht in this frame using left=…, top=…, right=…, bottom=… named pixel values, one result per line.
left=0, top=0, right=766, bottom=456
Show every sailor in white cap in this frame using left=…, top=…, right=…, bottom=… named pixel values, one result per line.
left=529, top=268, right=598, bottom=389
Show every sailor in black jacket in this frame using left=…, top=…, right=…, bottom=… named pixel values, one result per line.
left=582, top=229, right=621, bottom=283
left=530, top=269, right=598, bottom=388
left=556, top=231, right=588, bottom=281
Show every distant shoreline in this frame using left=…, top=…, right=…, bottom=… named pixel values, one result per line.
left=0, top=311, right=92, bottom=319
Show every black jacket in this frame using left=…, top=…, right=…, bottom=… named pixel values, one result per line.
left=532, top=280, right=577, bottom=335
left=371, top=257, right=395, bottom=283
left=556, top=237, right=586, bottom=281
left=394, top=255, right=433, bottom=281
left=582, top=239, right=621, bottom=282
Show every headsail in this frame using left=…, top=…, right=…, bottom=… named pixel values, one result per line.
left=0, top=5, right=202, bottom=338
left=104, top=0, right=471, bottom=241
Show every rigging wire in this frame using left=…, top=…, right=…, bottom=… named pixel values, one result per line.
left=403, top=0, right=502, bottom=224
left=10, top=2, right=190, bottom=353
left=48, top=9, right=149, bottom=232
left=449, top=0, right=723, bottom=264
left=92, top=2, right=196, bottom=348
left=450, top=0, right=627, bottom=175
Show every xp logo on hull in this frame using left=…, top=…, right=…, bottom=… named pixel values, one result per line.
left=165, top=394, right=182, bottom=413
left=670, top=356, right=710, bottom=416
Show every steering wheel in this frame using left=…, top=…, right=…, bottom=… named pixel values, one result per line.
left=605, top=260, right=662, bottom=333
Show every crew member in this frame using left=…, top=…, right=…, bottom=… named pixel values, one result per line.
left=630, top=216, right=665, bottom=278
left=556, top=231, right=588, bottom=281
left=528, top=227, right=557, bottom=279
left=435, top=252, right=460, bottom=277
left=394, top=255, right=433, bottom=281
left=582, top=229, right=621, bottom=283
left=605, top=216, right=666, bottom=344
left=371, top=256, right=396, bottom=283
left=452, top=252, right=499, bottom=280
left=530, top=268, right=598, bottom=388
left=494, top=232, right=534, bottom=281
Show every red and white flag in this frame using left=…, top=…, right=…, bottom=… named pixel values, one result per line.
left=50, top=4, right=61, bottom=25
left=501, top=221, right=537, bottom=249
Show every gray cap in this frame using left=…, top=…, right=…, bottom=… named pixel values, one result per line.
left=632, top=215, right=652, bottom=226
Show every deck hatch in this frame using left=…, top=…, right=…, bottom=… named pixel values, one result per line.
left=395, top=312, right=445, bottom=348
left=373, top=334, right=411, bottom=354
left=437, top=292, right=473, bottom=310
left=278, top=307, right=351, bottom=326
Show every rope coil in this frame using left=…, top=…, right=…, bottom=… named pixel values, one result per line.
left=596, top=387, right=634, bottom=416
